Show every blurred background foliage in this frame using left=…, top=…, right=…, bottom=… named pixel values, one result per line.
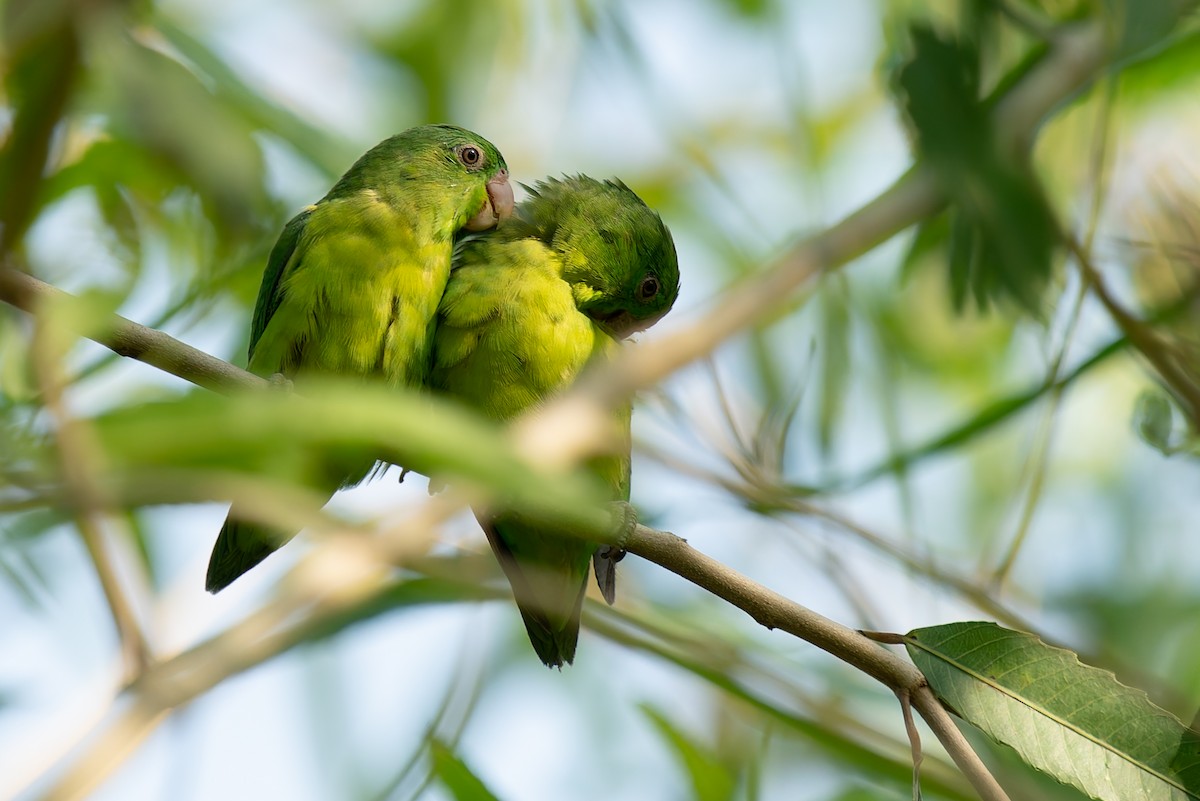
left=3, top=0, right=1200, bottom=799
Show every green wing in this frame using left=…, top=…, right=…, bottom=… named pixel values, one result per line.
left=248, top=207, right=313, bottom=364
left=207, top=210, right=315, bottom=593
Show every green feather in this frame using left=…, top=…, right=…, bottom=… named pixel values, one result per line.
left=207, top=124, right=509, bottom=593
left=432, top=175, right=679, bottom=666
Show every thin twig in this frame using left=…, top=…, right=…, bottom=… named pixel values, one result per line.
left=0, top=17, right=1175, bottom=801
left=624, top=525, right=1012, bottom=801
left=911, top=686, right=1011, bottom=801
left=29, top=303, right=152, bottom=677
left=898, top=688, right=923, bottom=801
left=23, top=497, right=461, bottom=801
left=991, top=72, right=1119, bottom=588
left=512, top=22, right=1116, bottom=476
left=1070, top=236, right=1200, bottom=426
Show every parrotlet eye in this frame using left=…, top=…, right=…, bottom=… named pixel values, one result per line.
left=637, top=276, right=660, bottom=301
left=457, top=145, right=483, bottom=168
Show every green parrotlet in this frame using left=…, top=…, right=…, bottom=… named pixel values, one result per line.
left=206, top=124, right=513, bottom=593
left=432, top=176, right=680, bottom=666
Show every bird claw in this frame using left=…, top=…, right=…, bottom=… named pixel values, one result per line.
left=593, top=502, right=636, bottom=605
left=268, top=372, right=295, bottom=392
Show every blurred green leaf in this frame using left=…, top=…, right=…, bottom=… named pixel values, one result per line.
left=299, top=566, right=501, bottom=645
left=86, top=24, right=270, bottom=235
left=0, top=0, right=81, bottom=247
left=714, top=0, right=770, bottom=19
left=1112, top=0, right=1200, bottom=62
left=897, top=25, right=1060, bottom=313
left=154, top=19, right=358, bottom=178
left=369, top=0, right=504, bottom=123
left=643, top=705, right=738, bottom=801
left=907, top=621, right=1200, bottom=800
left=431, top=739, right=503, bottom=801
left=816, top=283, right=851, bottom=458
left=0, top=530, right=51, bottom=606
left=1116, top=28, right=1200, bottom=103
left=899, top=210, right=950, bottom=284
left=88, top=382, right=614, bottom=537
left=1134, top=389, right=1176, bottom=454
left=0, top=309, right=35, bottom=404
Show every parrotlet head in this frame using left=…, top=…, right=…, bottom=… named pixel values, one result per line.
left=519, top=175, right=680, bottom=338
left=328, top=123, right=514, bottom=233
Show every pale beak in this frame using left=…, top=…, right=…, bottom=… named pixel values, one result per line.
left=463, top=169, right=514, bottom=231
left=596, top=310, right=658, bottom=340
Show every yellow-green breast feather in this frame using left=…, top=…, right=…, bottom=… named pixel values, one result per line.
left=431, top=175, right=680, bottom=667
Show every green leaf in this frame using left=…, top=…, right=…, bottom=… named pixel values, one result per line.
left=643, top=705, right=738, bottom=801
left=431, top=739, right=503, bottom=801
left=153, top=19, right=358, bottom=179
left=369, top=0, right=504, bottom=124
left=896, top=26, right=1060, bottom=314
left=1112, top=0, right=1200, bottom=62
left=89, top=381, right=615, bottom=538
left=88, top=26, right=270, bottom=234
left=906, top=621, right=1200, bottom=801
left=816, top=282, right=851, bottom=458
left=1134, top=389, right=1176, bottom=455
left=1117, top=30, right=1200, bottom=105
left=899, top=211, right=950, bottom=285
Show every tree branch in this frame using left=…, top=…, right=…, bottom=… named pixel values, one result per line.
left=0, top=267, right=265, bottom=394
left=506, top=20, right=1126, bottom=473
left=1, top=14, right=1190, bottom=801
left=30, top=312, right=152, bottom=677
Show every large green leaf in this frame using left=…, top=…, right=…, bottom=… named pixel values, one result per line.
left=906, top=622, right=1200, bottom=801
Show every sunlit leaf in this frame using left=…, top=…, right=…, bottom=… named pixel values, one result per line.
left=907, top=621, right=1200, bottom=801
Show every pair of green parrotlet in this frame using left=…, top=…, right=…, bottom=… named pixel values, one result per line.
left=206, top=124, right=680, bottom=667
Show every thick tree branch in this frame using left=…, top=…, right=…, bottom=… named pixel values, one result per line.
left=625, top=526, right=1010, bottom=800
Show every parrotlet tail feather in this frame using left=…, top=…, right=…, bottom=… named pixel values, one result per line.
left=205, top=516, right=292, bottom=593
left=482, top=519, right=588, bottom=669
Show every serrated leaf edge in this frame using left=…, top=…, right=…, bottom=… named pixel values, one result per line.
left=906, top=624, right=1193, bottom=797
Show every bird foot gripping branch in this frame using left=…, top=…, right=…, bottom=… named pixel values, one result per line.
left=593, top=501, right=637, bottom=605
left=267, top=372, right=294, bottom=392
